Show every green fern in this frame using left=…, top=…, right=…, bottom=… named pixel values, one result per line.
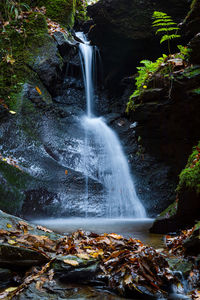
left=152, top=11, right=181, bottom=54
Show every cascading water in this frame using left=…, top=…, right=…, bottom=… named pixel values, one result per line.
left=77, top=32, right=146, bottom=218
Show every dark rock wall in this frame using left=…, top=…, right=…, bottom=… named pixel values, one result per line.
left=88, top=0, right=190, bottom=89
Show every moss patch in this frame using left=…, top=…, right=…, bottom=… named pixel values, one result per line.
left=0, top=12, right=52, bottom=110
left=158, top=201, right=178, bottom=219
left=39, top=0, right=76, bottom=28
left=0, top=161, right=29, bottom=214
left=177, top=142, right=200, bottom=194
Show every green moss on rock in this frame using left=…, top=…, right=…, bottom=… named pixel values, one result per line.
left=158, top=201, right=178, bottom=219
left=37, top=0, right=76, bottom=27
left=0, top=161, right=28, bottom=214
left=0, top=12, right=53, bottom=110
left=177, top=142, right=200, bottom=194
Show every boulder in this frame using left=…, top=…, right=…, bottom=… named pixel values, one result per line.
left=87, top=0, right=190, bottom=88
left=151, top=141, right=200, bottom=233
left=188, top=33, right=200, bottom=64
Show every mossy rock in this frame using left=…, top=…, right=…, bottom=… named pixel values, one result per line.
left=0, top=12, right=58, bottom=110
left=158, top=201, right=178, bottom=219
left=31, top=0, right=76, bottom=28
left=0, top=161, right=33, bottom=214
left=1, top=0, right=77, bottom=28
left=183, top=0, right=200, bottom=38
left=177, top=141, right=200, bottom=194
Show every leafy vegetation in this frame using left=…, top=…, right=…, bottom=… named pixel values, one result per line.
left=75, top=0, right=89, bottom=23
left=126, top=55, right=168, bottom=112
left=152, top=11, right=181, bottom=54
left=126, top=11, right=192, bottom=113
left=176, top=45, right=191, bottom=61
left=1, top=0, right=30, bottom=21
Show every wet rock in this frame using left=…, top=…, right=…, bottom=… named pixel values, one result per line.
left=53, top=31, right=78, bottom=61
left=188, top=33, right=200, bottom=64
left=53, top=255, right=99, bottom=282
left=16, top=279, right=122, bottom=300
left=0, top=268, right=13, bottom=289
left=23, top=83, right=52, bottom=105
left=0, top=106, right=9, bottom=120
left=167, top=258, right=193, bottom=278
left=182, top=0, right=200, bottom=40
left=150, top=217, right=181, bottom=234
left=27, top=34, right=64, bottom=95
left=0, top=244, right=48, bottom=269
left=183, top=222, right=200, bottom=256
left=103, top=113, right=121, bottom=124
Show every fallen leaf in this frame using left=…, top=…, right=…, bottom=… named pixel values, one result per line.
left=8, top=239, right=17, bottom=245
left=35, top=86, right=42, bottom=95
left=4, top=287, right=18, bottom=292
left=77, top=253, right=90, bottom=260
left=124, top=274, right=133, bottom=285
left=9, top=110, right=17, bottom=114
left=37, top=225, right=53, bottom=233
left=65, top=170, right=68, bottom=175
left=63, top=259, right=79, bottom=266
left=6, top=223, right=12, bottom=228
left=108, top=233, right=123, bottom=240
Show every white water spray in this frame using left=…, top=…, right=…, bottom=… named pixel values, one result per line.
left=77, top=32, right=146, bottom=218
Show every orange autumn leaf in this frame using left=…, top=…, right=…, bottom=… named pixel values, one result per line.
left=35, top=86, right=42, bottom=95
left=65, top=170, right=68, bottom=175
left=108, top=233, right=123, bottom=240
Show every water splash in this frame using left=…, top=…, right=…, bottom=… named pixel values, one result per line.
left=77, top=32, right=146, bottom=218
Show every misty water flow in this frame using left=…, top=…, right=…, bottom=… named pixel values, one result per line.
left=76, top=32, right=146, bottom=218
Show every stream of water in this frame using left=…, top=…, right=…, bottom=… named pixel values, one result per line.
left=76, top=32, right=146, bottom=218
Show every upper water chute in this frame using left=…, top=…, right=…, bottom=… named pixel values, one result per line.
left=76, top=32, right=94, bottom=117
left=76, top=32, right=146, bottom=218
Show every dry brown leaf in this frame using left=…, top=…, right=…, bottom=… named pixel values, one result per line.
left=77, top=253, right=90, bottom=260
left=37, top=225, right=53, bottom=233
left=124, top=274, right=133, bottom=285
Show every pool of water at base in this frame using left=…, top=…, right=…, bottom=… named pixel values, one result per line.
left=32, top=218, right=164, bottom=249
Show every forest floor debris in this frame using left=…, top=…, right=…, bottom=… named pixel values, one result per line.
left=0, top=214, right=199, bottom=299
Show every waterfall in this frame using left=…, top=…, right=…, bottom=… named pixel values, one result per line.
left=76, top=32, right=146, bottom=218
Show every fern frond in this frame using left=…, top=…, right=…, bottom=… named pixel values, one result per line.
left=152, top=19, right=173, bottom=24
left=140, top=60, right=153, bottom=66
left=152, top=22, right=177, bottom=27
left=156, top=27, right=179, bottom=34
left=153, top=11, right=167, bottom=18
left=160, top=34, right=181, bottom=44
left=152, top=10, right=181, bottom=53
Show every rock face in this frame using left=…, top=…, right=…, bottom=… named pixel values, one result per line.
left=151, top=141, right=200, bottom=233
left=87, top=0, right=190, bottom=89
left=182, top=0, right=200, bottom=40
left=0, top=11, right=106, bottom=218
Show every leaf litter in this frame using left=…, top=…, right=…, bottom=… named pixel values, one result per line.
left=0, top=222, right=182, bottom=299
